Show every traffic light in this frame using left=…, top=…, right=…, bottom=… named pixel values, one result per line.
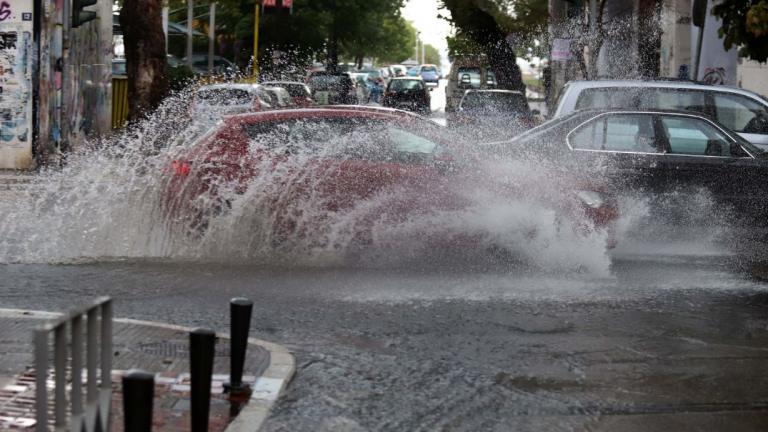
left=262, top=0, right=292, bottom=15
left=72, top=0, right=97, bottom=28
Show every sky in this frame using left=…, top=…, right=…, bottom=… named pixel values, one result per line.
left=401, top=0, right=452, bottom=67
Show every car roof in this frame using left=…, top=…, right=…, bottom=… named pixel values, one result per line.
left=223, top=106, right=433, bottom=125
left=390, top=77, right=424, bottom=81
left=197, top=83, right=260, bottom=91
left=464, top=89, right=524, bottom=95
left=564, top=79, right=760, bottom=97
left=262, top=81, right=307, bottom=86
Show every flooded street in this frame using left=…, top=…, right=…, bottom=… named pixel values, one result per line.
left=2, top=246, right=768, bottom=430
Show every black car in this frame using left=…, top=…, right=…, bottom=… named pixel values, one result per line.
left=307, top=72, right=357, bottom=105
left=382, top=78, right=431, bottom=114
left=496, top=109, right=768, bottom=227
left=450, top=89, right=537, bottom=140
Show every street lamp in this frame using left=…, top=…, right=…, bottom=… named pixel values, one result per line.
left=415, top=31, right=420, bottom=64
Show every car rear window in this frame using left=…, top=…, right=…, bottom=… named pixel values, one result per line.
left=461, top=92, right=529, bottom=113
left=240, top=117, right=441, bottom=164
left=196, top=89, right=253, bottom=105
left=456, top=67, right=482, bottom=88
left=388, top=80, right=424, bottom=92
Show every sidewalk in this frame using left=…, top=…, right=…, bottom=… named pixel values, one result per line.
left=0, top=309, right=295, bottom=431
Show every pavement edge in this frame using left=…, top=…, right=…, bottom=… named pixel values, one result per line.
left=0, top=309, right=295, bottom=432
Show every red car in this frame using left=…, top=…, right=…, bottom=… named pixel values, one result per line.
left=163, top=107, right=618, bottom=252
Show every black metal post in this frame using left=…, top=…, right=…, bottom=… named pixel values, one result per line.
left=122, top=370, right=155, bottom=432
left=226, top=297, right=253, bottom=395
left=190, top=328, right=216, bottom=432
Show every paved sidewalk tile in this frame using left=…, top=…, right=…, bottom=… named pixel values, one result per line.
left=0, top=315, right=272, bottom=431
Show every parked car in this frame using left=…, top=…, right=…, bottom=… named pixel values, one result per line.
left=190, top=84, right=272, bottom=117
left=262, top=86, right=293, bottom=108
left=307, top=72, right=357, bottom=105
left=261, top=81, right=315, bottom=107
left=182, top=54, right=239, bottom=77
left=382, top=77, right=431, bottom=114
left=445, top=55, right=497, bottom=113
left=406, top=67, right=420, bottom=77
left=389, top=64, right=408, bottom=77
left=418, top=64, right=441, bottom=86
left=552, top=80, right=768, bottom=150
left=450, top=90, right=537, bottom=139
left=496, top=109, right=768, bottom=227
left=163, top=107, right=618, bottom=249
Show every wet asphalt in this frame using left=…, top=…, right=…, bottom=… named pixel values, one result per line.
left=1, top=249, right=768, bottom=431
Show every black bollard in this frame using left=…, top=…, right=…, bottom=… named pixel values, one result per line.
left=190, top=328, right=216, bottom=432
left=226, top=297, right=253, bottom=395
left=122, top=369, right=155, bottom=432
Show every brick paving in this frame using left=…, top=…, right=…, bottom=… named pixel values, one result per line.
left=0, top=315, right=270, bottom=431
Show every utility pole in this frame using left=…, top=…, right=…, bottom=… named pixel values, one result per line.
left=187, top=0, right=194, bottom=67
left=253, top=0, right=260, bottom=78
left=421, top=40, right=425, bottom=64
left=415, top=31, right=420, bottom=63
left=208, top=3, right=216, bottom=74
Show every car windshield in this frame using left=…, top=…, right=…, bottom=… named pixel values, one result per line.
left=388, top=80, right=423, bottom=91
left=461, top=92, right=528, bottom=113
left=457, top=67, right=482, bottom=88
left=195, top=88, right=253, bottom=105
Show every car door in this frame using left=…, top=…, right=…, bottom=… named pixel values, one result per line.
left=566, top=112, right=667, bottom=194
left=711, top=92, right=768, bottom=151
left=655, top=113, right=763, bottom=220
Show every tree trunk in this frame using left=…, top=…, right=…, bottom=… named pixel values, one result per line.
left=120, top=0, right=169, bottom=122
left=637, top=0, right=662, bottom=78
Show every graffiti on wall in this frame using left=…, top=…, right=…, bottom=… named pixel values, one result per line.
left=0, top=0, right=33, bottom=169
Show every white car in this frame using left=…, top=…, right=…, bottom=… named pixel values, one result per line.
left=190, top=84, right=272, bottom=117
left=552, top=80, right=768, bottom=150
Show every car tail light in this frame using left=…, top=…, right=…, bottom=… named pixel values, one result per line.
left=171, top=160, right=191, bottom=177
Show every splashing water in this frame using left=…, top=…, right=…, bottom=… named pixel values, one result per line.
left=0, top=88, right=612, bottom=273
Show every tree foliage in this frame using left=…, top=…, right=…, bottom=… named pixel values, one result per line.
left=440, top=0, right=532, bottom=90
left=423, top=44, right=442, bottom=66
left=713, top=0, right=768, bottom=62
left=167, top=0, right=410, bottom=71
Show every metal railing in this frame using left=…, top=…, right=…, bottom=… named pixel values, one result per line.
left=35, top=297, right=113, bottom=432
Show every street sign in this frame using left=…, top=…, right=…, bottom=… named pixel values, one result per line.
left=551, top=38, right=571, bottom=61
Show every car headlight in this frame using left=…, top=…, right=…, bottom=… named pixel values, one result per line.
left=574, top=190, right=605, bottom=209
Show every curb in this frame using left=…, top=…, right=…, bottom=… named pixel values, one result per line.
left=0, top=309, right=295, bottom=432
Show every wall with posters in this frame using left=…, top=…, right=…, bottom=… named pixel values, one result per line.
left=35, top=0, right=112, bottom=168
left=0, top=0, right=34, bottom=169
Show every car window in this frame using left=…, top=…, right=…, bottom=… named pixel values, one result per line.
left=569, top=114, right=660, bottom=153
left=639, top=89, right=707, bottom=114
left=661, top=116, right=737, bottom=157
left=196, top=89, right=253, bottom=105
left=575, top=88, right=639, bottom=110
left=389, top=80, right=423, bottom=91
left=486, top=70, right=497, bottom=87
left=713, top=93, right=768, bottom=134
left=457, top=67, right=482, bottom=88
left=241, top=118, right=440, bottom=164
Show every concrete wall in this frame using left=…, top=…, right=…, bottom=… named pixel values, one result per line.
left=738, top=60, right=768, bottom=98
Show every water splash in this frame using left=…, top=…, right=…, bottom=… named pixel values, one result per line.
left=0, top=88, right=611, bottom=273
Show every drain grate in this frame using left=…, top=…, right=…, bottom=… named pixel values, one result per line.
left=138, top=341, right=231, bottom=358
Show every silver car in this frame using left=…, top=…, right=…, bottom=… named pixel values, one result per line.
left=552, top=80, right=768, bottom=150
